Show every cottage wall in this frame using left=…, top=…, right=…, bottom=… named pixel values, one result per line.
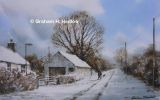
left=0, top=62, right=30, bottom=74
left=75, top=67, right=91, bottom=77
left=49, top=52, right=75, bottom=68
left=0, top=62, right=7, bottom=69
left=11, top=64, right=21, bottom=71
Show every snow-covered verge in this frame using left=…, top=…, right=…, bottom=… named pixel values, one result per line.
left=0, top=70, right=106, bottom=100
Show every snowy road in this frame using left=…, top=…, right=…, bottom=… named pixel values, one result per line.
left=99, top=69, right=160, bottom=100
left=0, top=68, right=159, bottom=100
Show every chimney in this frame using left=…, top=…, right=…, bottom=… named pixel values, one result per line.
left=7, top=39, right=16, bottom=52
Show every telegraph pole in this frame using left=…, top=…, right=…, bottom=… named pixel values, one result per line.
left=121, top=55, right=122, bottom=67
left=152, top=17, right=156, bottom=86
left=48, top=47, right=51, bottom=67
left=48, top=47, right=51, bottom=62
left=25, top=43, right=32, bottom=75
left=125, top=42, right=127, bottom=73
left=48, top=47, right=51, bottom=76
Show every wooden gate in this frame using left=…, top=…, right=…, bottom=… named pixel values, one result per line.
left=38, top=76, right=57, bottom=86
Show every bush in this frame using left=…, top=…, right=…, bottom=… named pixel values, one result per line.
left=57, top=75, right=75, bottom=84
left=0, top=68, right=37, bottom=94
left=0, top=68, right=14, bottom=94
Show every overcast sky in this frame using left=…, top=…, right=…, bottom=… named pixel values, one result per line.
left=0, top=0, right=160, bottom=59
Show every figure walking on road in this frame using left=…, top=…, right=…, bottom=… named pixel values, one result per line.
left=98, top=70, right=102, bottom=80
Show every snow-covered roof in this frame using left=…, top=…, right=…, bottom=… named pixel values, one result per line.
left=0, top=45, right=28, bottom=65
left=58, top=51, right=90, bottom=68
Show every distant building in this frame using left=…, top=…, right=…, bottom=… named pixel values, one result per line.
left=44, top=51, right=91, bottom=77
left=0, top=40, right=32, bottom=75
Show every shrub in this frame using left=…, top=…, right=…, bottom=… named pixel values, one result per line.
left=0, top=68, right=37, bottom=94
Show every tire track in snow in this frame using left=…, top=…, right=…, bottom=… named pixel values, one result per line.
left=94, top=70, right=115, bottom=100
left=66, top=70, right=115, bottom=100
left=68, top=80, right=99, bottom=100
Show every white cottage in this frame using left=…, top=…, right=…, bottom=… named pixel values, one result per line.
left=0, top=45, right=31, bottom=74
left=45, top=51, right=91, bottom=77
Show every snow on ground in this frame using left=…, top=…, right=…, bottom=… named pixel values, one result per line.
left=0, top=71, right=105, bottom=100
left=99, top=69, right=160, bottom=100
left=75, top=69, right=115, bottom=100
left=0, top=68, right=160, bottom=100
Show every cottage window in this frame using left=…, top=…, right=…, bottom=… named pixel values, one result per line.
left=21, top=65, right=25, bottom=73
left=7, top=63, right=11, bottom=71
left=69, top=67, right=74, bottom=72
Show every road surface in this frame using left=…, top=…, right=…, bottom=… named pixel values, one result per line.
left=98, top=69, right=159, bottom=100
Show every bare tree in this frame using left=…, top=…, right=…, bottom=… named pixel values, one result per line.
left=26, top=54, right=44, bottom=75
left=114, top=47, right=126, bottom=66
left=52, top=11, right=104, bottom=70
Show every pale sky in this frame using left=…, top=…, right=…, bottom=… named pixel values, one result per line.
left=0, top=0, right=160, bottom=59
